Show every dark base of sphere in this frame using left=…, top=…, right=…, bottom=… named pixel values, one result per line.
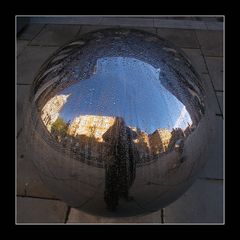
left=38, top=168, right=197, bottom=217
left=28, top=110, right=210, bottom=217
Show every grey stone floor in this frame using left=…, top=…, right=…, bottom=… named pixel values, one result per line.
left=16, top=19, right=224, bottom=224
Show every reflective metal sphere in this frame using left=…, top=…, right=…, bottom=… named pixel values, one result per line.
left=25, top=29, right=214, bottom=217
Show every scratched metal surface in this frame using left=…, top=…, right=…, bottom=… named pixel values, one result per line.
left=24, top=29, right=214, bottom=217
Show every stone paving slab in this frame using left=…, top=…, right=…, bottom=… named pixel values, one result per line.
left=199, top=116, right=223, bottom=180
left=18, top=24, right=45, bottom=41
left=157, top=29, right=199, bottom=48
left=17, top=46, right=58, bottom=84
left=77, top=25, right=120, bottom=37
left=154, top=19, right=207, bottom=30
left=30, top=17, right=103, bottom=25
left=196, top=30, right=223, bottom=57
left=77, top=25, right=157, bottom=37
left=216, top=92, right=223, bottom=115
left=17, top=130, right=58, bottom=199
left=205, top=57, right=223, bottom=91
left=30, top=24, right=80, bottom=46
left=123, top=27, right=157, bottom=34
left=67, top=208, right=162, bottom=223
left=163, top=179, right=224, bottom=223
left=17, top=85, right=30, bottom=134
left=17, top=40, right=29, bottom=57
left=165, top=17, right=196, bottom=20
left=194, top=17, right=221, bottom=22
left=181, top=48, right=208, bottom=74
left=17, top=197, right=68, bottom=223
left=205, top=22, right=223, bottom=31
left=200, top=74, right=222, bottom=115
left=101, top=17, right=154, bottom=27
left=27, top=17, right=223, bottom=31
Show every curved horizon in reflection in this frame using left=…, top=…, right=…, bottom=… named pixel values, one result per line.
left=41, top=57, right=193, bottom=134
left=38, top=56, right=198, bottom=168
left=32, top=29, right=205, bottom=168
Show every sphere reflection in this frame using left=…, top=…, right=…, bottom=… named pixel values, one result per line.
left=26, top=29, right=211, bottom=217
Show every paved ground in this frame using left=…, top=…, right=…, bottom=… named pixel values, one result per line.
left=16, top=17, right=224, bottom=224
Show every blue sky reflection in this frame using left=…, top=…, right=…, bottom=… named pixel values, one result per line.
left=58, top=57, right=192, bottom=134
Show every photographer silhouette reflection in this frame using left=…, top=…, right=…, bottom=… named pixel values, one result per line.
left=102, top=117, right=139, bottom=211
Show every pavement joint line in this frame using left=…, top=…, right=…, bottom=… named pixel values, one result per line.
left=17, top=83, right=31, bottom=86
left=24, top=185, right=27, bottom=196
left=202, top=21, right=208, bottom=30
left=153, top=18, right=157, bottom=28
left=216, top=113, right=224, bottom=118
left=17, top=194, right=60, bottom=201
left=75, top=25, right=82, bottom=37
left=204, top=55, right=223, bottom=58
left=17, top=128, right=23, bottom=139
left=17, top=44, right=28, bottom=58
left=198, top=177, right=223, bottom=181
left=194, top=29, right=223, bottom=116
left=27, top=24, right=47, bottom=46
left=181, top=47, right=201, bottom=50
left=98, top=17, right=104, bottom=25
left=64, top=206, right=71, bottom=223
left=27, top=44, right=60, bottom=47
left=18, top=24, right=46, bottom=43
left=161, top=209, right=165, bottom=223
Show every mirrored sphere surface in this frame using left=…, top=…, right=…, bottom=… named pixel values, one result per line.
left=26, top=29, right=213, bottom=217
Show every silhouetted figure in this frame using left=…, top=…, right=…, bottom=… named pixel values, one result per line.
left=102, top=117, right=139, bottom=211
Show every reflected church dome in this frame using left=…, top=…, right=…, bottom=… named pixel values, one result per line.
left=25, top=29, right=213, bottom=217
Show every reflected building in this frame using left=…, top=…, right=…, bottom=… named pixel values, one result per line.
left=183, top=123, right=192, bottom=138
left=40, top=101, right=190, bottom=166
left=149, top=129, right=172, bottom=155
left=66, top=115, right=116, bottom=162
left=68, top=115, right=116, bottom=142
left=41, top=94, right=70, bottom=132
left=160, top=74, right=204, bottom=127
left=168, top=128, right=185, bottom=152
left=131, top=127, right=151, bottom=162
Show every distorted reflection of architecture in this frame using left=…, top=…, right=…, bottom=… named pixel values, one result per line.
left=41, top=94, right=70, bottom=132
left=27, top=28, right=212, bottom=216
left=149, top=128, right=172, bottom=155
left=68, top=115, right=115, bottom=142
left=40, top=104, right=194, bottom=168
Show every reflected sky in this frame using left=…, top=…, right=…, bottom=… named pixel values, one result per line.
left=55, top=57, right=192, bottom=134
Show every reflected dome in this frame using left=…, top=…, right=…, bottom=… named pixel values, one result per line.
left=25, top=29, right=212, bottom=217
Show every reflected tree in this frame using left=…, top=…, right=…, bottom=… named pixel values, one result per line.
left=51, top=117, right=69, bottom=142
